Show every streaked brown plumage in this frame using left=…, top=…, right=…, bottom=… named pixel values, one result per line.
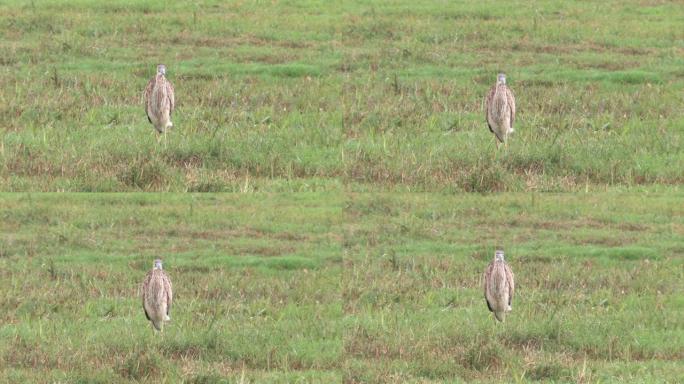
left=142, top=259, right=173, bottom=331
left=144, top=64, right=175, bottom=134
left=483, top=250, right=515, bottom=322
left=485, top=73, right=516, bottom=148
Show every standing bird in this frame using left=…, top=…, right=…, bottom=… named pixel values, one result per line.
left=144, top=64, right=175, bottom=142
left=142, top=259, right=173, bottom=331
left=483, top=250, right=515, bottom=322
left=485, top=73, right=516, bottom=149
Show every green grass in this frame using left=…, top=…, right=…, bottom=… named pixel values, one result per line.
left=1, top=0, right=683, bottom=191
left=0, top=193, right=342, bottom=382
left=1, top=1, right=684, bottom=382
left=344, top=190, right=684, bottom=382
left=2, top=191, right=681, bottom=382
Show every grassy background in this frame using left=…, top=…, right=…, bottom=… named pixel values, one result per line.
left=1, top=191, right=681, bottom=383
left=0, top=193, right=342, bottom=382
left=1, top=1, right=683, bottom=382
left=345, top=190, right=683, bottom=382
left=1, top=0, right=682, bottom=191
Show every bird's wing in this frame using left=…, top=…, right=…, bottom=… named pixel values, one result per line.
left=485, top=294, right=494, bottom=312
left=485, top=85, right=504, bottom=142
left=505, top=262, right=515, bottom=306
left=143, top=77, right=155, bottom=124
left=483, top=262, right=494, bottom=312
left=162, top=271, right=173, bottom=315
left=141, top=271, right=152, bottom=321
left=166, top=80, right=175, bottom=115
left=506, top=87, right=516, bottom=129
left=484, top=85, right=495, bottom=124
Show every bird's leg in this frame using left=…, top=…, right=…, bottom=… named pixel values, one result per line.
left=163, top=130, right=168, bottom=149
left=489, top=317, right=499, bottom=341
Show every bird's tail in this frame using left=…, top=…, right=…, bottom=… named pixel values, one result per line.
left=152, top=320, right=162, bottom=331
left=494, top=311, right=505, bottom=322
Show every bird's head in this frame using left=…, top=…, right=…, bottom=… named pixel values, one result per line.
left=494, top=250, right=505, bottom=262
left=497, top=73, right=506, bottom=85
left=153, top=259, right=163, bottom=270
left=156, top=64, right=167, bottom=76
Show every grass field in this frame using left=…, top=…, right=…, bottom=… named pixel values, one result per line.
left=1, top=191, right=682, bottom=382
left=0, top=193, right=342, bottom=382
left=1, top=0, right=682, bottom=191
left=345, top=190, right=683, bottom=382
left=1, top=1, right=684, bottom=383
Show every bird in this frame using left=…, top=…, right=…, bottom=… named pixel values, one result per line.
left=485, top=73, right=516, bottom=149
left=141, top=259, right=173, bottom=331
left=143, top=64, right=175, bottom=143
left=483, top=250, right=515, bottom=322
